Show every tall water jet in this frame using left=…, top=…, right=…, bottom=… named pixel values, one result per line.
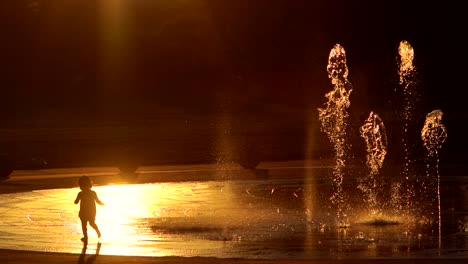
left=359, top=112, right=388, bottom=216
left=397, top=40, right=417, bottom=218
left=421, top=109, right=447, bottom=250
left=318, top=44, right=353, bottom=227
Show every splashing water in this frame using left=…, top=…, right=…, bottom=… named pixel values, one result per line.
left=360, top=112, right=387, bottom=175
left=318, top=44, right=353, bottom=227
left=398, top=40, right=415, bottom=86
left=422, top=110, right=447, bottom=158
left=359, top=112, right=387, bottom=216
left=421, top=109, right=447, bottom=251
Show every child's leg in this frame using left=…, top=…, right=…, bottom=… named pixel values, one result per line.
left=81, top=219, right=88, bottom=240
left=89, top=220, right=101, bottom=238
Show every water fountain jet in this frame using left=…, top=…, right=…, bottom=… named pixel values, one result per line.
left=318, top=44, right=353, bottom=227
left=398, top=40, right=418, bottom=215
left=358, top=111, right=388, bottom=218
left=421, top=109, right=447, bottom=250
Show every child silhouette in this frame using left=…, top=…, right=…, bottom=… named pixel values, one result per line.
left=74, top=176, right=105, bottom=242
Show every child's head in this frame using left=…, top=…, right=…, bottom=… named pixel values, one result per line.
left=78, top=176, right=92, bottom=190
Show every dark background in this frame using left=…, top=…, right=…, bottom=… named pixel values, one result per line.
left=0, top=1, right=465, bottom=174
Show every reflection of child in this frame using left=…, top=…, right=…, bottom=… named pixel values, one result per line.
left=74, top=176, right=105, bottom=242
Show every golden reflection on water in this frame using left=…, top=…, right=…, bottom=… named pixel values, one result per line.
left=0, top=181, right=259, bottom=257
left=93, top=182, right=239, bottom=256
left=0, top=173, right=448, bottom=258
left=95, top=184, right=156, bottom=256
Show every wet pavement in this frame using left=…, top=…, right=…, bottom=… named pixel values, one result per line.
left=0, top=162, right=467, bottom=259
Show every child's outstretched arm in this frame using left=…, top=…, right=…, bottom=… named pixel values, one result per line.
left=94, top=192, right=105, bottom=206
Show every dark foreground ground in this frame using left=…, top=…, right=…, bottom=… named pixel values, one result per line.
left=1, top=249, right=466, bottom=264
